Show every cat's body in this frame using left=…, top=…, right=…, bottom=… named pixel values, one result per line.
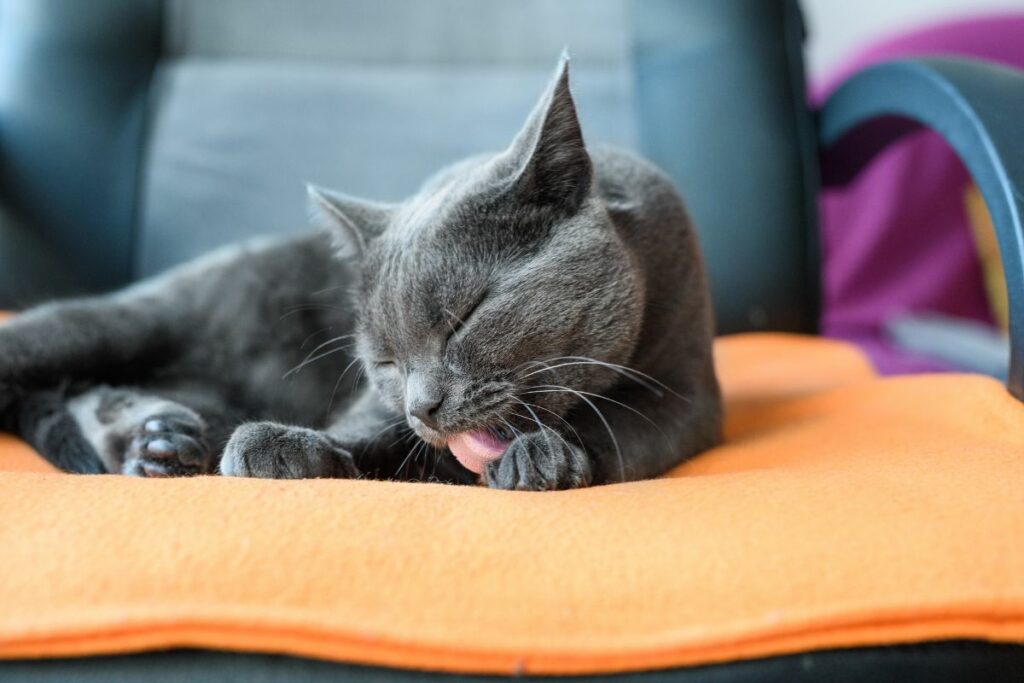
left=0, top=59, right=722, bottom=489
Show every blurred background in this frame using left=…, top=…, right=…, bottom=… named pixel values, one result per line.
left=804, top=0, right=1024, bottom=76
left=806, top=0, right=1024, bottom=377
left=0, top=0, right=1022, bottom=380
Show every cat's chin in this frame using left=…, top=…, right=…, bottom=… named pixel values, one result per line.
left=410, top=423, right=447, bottom=449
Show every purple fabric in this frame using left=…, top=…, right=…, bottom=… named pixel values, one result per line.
left=813, top=15, right=1024, bottom=374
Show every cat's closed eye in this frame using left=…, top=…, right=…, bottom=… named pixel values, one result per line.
left=446, top=292, right=488, bottom=341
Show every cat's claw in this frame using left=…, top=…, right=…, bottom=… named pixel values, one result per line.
left=485, top=429, right=591, bottom=491
left=220, top=422, right=358, bottom=479
left=122, top=412, right=214, bottom=477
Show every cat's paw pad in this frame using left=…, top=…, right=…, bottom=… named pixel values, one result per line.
left=485, top=430, right=591, bottom=491
left=220, top=422, right=358, bottom=479
left=122, top=413, right=213, bottom=477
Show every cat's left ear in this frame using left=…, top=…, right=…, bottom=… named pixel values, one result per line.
left=307, top=184, right=393, bottom=259
left=505, top=53, right=593, bottom=211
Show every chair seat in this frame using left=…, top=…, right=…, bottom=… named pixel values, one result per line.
left=1, top=334, right=1022, bottom=675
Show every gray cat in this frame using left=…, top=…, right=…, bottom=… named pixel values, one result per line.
left=0, top=58, right=722, bottom=490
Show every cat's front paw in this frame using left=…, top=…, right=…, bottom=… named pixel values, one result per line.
left=485, top=429, right=591, bottom=491
left=122, top=412, right=214, bottom=477
left=220, top=422, right=358, bottom=479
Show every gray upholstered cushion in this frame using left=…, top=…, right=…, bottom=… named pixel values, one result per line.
left=164, top=0, right=628, bottom=65
left=138, top=0, right=634, bottom=274
left=0, top=0, right=818, bottom=332
left=138, top=62, right=635, bottom=274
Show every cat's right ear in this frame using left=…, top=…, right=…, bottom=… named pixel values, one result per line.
left=306, top=184, right=393, bottom=259
left=502, top=52, right=592, bottom=212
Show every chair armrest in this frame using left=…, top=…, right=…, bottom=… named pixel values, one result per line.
left=818, top=57, right=1024, bottom=400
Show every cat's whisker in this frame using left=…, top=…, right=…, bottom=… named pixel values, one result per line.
left=520, top=356, right=686, bottom=401
left=413, top=440, right=429, bottom=477
left=498, top=416, right=525, bottom=442
left=309, top=285, right=344, bottom=296
left=364, top=417, right=408, bottom=452
left=504, top=412, right=531, bottom=434
left=283, top=339, right=355, bottom=379
left=351, top=362, right=367, bottom=390
left=301, top=333, right=357, bottom=358
left=508, top=406, right=578, bottom=455
left=402, top=439, right=432, bottom=480
left=383, top=428, right=414, bottom=451
left=428, top=443, right=443, bottom=480
left=393, top=440, right=422, bottom=479
left=299, top=325, right=336, bottom=350
left=442, top=308, right=465, bottom=336
left=343, top=371, right=367, bottom=408
left=326, top=357, right=364, bottom=416
left=527, top=384, right=667, bottom=440
left=409, top=441, right=426, bottom=478
left=277, top=302, right=346, bottom=322
left=283, top=343, right=352, bottom=380
left=523, top=385, right=625, bottom=482
left=509, top=397, right=544, bottom=432
left=500, top=411, right=565, bottom=463
left=507, top=396, right=559, bottom=454
left=290, top=333, right=356, bottom=372
left=522, top=359, right=662, bottom=396
left=516, top=398, right=585, bottom=448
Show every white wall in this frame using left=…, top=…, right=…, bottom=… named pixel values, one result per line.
left=803, top=0, right=1024, bottom=78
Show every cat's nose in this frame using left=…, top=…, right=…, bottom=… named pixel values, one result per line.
left=408, top=397, right=442, bottom=429
left=406, top=374, right=444, bottom=429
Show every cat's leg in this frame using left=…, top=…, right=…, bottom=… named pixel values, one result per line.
left=560, top=377, right=720, bottom=487
left=219, top=390, right=387, bottom=480
left=220, top=389, right=473, bottom=482
left=0, top=294, right=186, bottom=422
left=219, top=421, right=358, bottom=479
left=487, top=370, right=721, bottom=490
left=15, top=386, right=105, bottom=473
left=25, top=384, right=233, bottom=476
left=483, top=425, right=592, bottom=491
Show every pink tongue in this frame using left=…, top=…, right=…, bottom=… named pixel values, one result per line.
left=447, top=430, right=510, bottom=474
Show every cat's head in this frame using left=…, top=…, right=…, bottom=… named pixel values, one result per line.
left=309, top=57, right=644, bottom=462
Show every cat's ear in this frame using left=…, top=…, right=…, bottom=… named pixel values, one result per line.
left=306, top=184, right=392, bottom=259
left=504, top=52, right=592, bottom=211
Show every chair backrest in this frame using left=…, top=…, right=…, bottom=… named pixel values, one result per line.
left=0, top=0, right=819, bottom=334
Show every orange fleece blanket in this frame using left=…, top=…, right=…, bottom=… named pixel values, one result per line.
left=1, top=334, right=1022, bottom=674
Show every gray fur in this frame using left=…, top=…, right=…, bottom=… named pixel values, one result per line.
left=0, top=57, right=721, bottom=489
left=67, top=388, right=214, bottom=475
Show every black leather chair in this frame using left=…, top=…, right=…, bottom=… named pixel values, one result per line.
left=0, top=0, right=820, bottom=336
left=2, top=1, right=1023, bottom=680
